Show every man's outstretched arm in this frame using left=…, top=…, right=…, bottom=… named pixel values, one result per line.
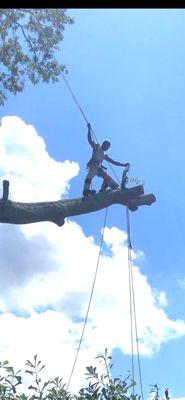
left=105, top=154, right=130, bottom=167
left=87, top=123, right=95, bottom=148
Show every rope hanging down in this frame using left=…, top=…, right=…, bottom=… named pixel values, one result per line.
left=66, top=207, right=108, bottom=391
left=126, top=206, right=144, bottom=400
left=62, top=72, right=145, bottom=398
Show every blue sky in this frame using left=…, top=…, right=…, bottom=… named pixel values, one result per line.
left=1, top=8, right=185, bottom=399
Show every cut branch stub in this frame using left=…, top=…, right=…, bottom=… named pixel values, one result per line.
left=2, top=180, right=9, bottom=202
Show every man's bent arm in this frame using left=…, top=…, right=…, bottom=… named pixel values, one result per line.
left=105, top=154, right=129, bottom=167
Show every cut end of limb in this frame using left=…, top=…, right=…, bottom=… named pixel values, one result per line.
left=127, top=193, right=156, bottom=211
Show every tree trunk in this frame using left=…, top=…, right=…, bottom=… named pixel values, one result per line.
left=0, top=180, right=156, bottom=227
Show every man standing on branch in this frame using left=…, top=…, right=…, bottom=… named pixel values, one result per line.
left=83, top=123, right=130, bottom=197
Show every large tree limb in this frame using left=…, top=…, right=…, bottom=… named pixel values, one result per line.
left=0, top=180, right=156, bottom=227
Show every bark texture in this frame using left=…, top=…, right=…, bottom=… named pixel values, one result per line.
left=0, top=180, right=156, bottom=227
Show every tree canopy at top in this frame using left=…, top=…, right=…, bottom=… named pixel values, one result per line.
left=0, top=8, right=74, bottom=106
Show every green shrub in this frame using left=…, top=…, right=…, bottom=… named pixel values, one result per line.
left=0, top=351, right=169, bottom=400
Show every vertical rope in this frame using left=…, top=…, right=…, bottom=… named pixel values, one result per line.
left=126, top=206, right=135, bottom=393
left=61, top=73, right=145, bottom=396
left=128, top=245, right=135, bottom=391
left=126, top=206, right=144, bottom=400
left=130, top=256, right=144, bottom=400
left=66, top=207, right=108, bottom=391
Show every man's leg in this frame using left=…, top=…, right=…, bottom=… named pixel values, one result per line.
left=97, top=168, right=119, bottom=191
left=83, top=166, right=97, bottom=196
left=99, top=179, right=109, bottom=192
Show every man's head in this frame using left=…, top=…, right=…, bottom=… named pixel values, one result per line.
left=101, top=140, right=111, bottom=151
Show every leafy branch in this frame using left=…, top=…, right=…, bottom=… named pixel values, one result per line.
left=0, top=9, right=74, bottom=105
left=0, top=351, right=171, bottom=400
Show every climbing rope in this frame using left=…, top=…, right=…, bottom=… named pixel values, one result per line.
left=126, top=211, right=135, bottom=389
left=61, top=73, right=99, bottom=145
left=126, top=206, right=144, bottom=400
left=108, top=163, right=121, bottom=186
left=61, top=72, right=144, bottom=399
left=61, top=72, right=121, bottom=186
left=66, top=207, right=108, bottom=391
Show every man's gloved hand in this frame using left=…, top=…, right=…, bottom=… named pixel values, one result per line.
left=87, top=122, right=91, bottom=130
left=124, top=162, right=130, bottom=168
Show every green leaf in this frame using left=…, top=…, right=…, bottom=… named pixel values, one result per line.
left=25, top=370, right=34, bottom=375
left=28, top=385, right=38, bottom=391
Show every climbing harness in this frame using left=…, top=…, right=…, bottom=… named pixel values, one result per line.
left=61, top=72, right=144, bottom=398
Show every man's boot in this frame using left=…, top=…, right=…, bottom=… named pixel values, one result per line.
left=83, top=189, right=96, bottom=197
left=83, top=177, right=96, bottom=197
left=99, top=180, right=108, bottom=193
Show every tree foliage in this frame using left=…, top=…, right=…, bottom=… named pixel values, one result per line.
left=0, top=351, right=169, bottom=400
left=0, top=8, right=74, bottom=105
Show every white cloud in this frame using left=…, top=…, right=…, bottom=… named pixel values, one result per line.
left=172, top=398, right=185, bottom=400
left=0, top=116, right=185, bottom=392
left=0, top=115, right=79, bottom=202
left=152, top=288, right=168, bottom=308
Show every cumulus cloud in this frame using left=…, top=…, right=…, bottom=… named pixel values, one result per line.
left=0, top=115, right=79, bottom=202
left=152, top=288, right=168, bottom=308
left=0, top=116, right=185, bottom=392
left=0, top=115, right=79, bottom=289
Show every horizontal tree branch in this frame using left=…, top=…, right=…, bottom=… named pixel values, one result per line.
left=0, top=180, right=156, bottom=227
